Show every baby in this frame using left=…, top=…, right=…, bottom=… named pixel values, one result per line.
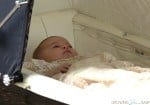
left=31, top=36, right=79, bottom=76
left=33, top=36, right=78, bottom=62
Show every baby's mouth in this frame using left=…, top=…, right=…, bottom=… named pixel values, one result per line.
left=64, top=50, right=71, bottom=54
left=63, top=50, right=72, bottom=56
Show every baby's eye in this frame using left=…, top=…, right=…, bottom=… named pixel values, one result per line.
left=68, top=45, right=72, bottom=48
left=53, top=45, right=60, bottom=48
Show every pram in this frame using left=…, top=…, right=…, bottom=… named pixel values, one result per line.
left=1, top=0, right=150, bottom=105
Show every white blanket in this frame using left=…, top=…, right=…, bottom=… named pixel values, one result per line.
left=56, top=53, right=150, bottom=90
left=23, top=52, right=150, bottom=91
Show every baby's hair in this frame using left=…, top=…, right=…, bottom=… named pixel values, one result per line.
left=32, top=36, right=60, bottom=59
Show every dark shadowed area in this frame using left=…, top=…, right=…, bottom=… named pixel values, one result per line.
left=0, top=82, right=67, bottom=105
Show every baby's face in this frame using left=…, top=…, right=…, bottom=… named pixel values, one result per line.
left=39, top=36, right=78, bottom=62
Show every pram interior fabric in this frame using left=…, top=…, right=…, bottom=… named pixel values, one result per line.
left=25, top=0, right=150, bottom=67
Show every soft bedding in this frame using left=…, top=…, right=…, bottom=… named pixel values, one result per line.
left=23, top=52, right=150, bottom=90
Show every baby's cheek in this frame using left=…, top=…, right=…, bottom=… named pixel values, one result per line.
left=73, top=51, right=78, bottom=56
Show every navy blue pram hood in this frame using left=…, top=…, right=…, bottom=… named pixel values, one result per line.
left=0, top=0, right=34, bottom=85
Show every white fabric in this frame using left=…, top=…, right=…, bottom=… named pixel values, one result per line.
left=23, top=52, right=150, bottom=90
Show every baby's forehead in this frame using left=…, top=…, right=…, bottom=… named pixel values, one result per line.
left=49, top=37, right=69, bottom=43
left=42, top=37, right=70, bottom=46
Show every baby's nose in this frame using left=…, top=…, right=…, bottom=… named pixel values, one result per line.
left=63, top=45, right=68, bottom=49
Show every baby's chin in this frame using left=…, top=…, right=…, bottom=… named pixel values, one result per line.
left=63, top=53, right=75, bottom=58
left=63, top=55, right=74, bottom=59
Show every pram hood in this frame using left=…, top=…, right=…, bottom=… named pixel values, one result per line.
left=0, top=0, right=33, bottom=85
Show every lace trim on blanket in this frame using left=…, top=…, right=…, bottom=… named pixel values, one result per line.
left=23, top=52, right=150, bottom=76
left=23, top=56, right=83, bottom=74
